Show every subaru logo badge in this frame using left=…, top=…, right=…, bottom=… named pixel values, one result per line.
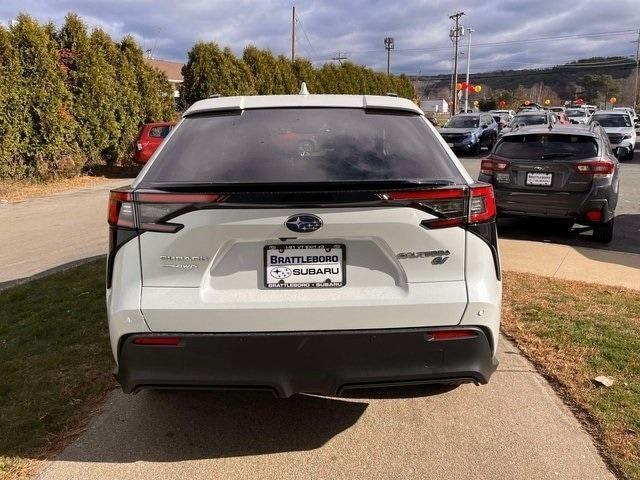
left=285, top=214, right=323, bottom=233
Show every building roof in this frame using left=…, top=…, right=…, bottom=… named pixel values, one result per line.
left=183, top=94, right=423, bottom=117
left=144, top=58, right=184, bottom=83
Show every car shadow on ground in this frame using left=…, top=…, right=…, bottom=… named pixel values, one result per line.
left=497, top=213, right=640, bottom=256
left=54, top=390, right=366, bottom=463
left=51, top=384, right=455, bottom=463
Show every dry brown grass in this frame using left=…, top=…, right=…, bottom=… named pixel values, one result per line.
left=502, top=271, right=640, bottom=480
left=0, top=176, right=111, bottom=203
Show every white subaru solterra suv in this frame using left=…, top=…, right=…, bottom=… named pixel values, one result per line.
left=107, top=92, right=502, bottom=397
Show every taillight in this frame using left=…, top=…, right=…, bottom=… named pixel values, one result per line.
left=108, top=191, right=134, bottom=228
left=469, top=184, right=496, bottom=224
left=575, top=160, right=614, bottom=178
left=108, top=191, right=223, bottom=232
left=380, top=184, right=496, bottom=228
left=383, top=188, right=467, bottom=228
left=480, top=157, right=510, bottom=175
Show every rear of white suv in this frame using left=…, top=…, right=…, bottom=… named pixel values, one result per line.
left=107, top=94, right=501, bottom=397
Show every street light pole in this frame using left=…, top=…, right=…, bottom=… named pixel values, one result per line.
left=464, top=28, right=474, bottom=112
left=634, top=29, right=640, bottom=111
left=291, top=5, right=296, bottom=62
left=384, top=37, right=394, bottom=75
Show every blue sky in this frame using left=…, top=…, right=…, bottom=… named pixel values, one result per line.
left=1, top=0, right=639, bottom=74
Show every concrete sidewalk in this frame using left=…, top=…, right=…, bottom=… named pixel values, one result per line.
left=501, top=238, right=640, bottom=290
left=0, top=179, right=133, bottom=287
left=36, top=337, right=614, bottom=480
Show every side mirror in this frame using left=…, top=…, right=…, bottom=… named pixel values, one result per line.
left=481, top=124, right=488, bottom=129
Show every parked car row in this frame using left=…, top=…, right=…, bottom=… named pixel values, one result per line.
left=437, top=104, right=632, bottom=244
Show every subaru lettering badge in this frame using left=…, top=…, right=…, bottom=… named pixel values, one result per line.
left=285, top=214, right=323, bottom=233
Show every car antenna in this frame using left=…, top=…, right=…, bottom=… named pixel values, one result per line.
left=299, top=82, right=309, bottom=95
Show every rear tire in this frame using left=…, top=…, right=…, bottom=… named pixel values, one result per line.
left=593, top=217, right=614, bottom=244
left=627, top=149, right=635, bottom=161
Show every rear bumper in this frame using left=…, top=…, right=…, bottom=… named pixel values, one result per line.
left=491, top=188, right=612, bottom=222
left=116, top=327, right=498, bottom=397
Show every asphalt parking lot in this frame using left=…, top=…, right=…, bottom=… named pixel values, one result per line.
left=459, top=142, right=640, bottom=255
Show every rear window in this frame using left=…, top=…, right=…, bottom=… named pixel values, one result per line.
left=565, top=109, right=585, bottom=117
left=140, top=108, right=464, bottom=186
left=148, top=125, right=171, bottom=138
left=590, top=114, right=631, bottom=128
left=494, top=134, right=598, bottom=160
left=511, top=115, right=547, bottom=126
left=443, top=116, right=479, bottom=128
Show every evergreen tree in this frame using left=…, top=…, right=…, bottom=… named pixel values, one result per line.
left=292, top=57, right=317, bottom=92
left=0, top=25, right=28, bottom=178
left=243, top=46, right=279, bottom=94
left=72, top=28, right=120, bottom=165
left=181, top=42, right=254, bottom=105
left=10, top=14, right=80, bottom=178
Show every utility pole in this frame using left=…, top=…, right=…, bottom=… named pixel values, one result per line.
left=332, top=52, right=348, bottom=64
left=384, top=37, right=394, bottom=74
left=291, top=5, right=296, bottom=62
left=449, top=11, right=464, bottom=114
left=634, top=29, right=640, bottom=111
left=464, top=27, right=474, bottom=113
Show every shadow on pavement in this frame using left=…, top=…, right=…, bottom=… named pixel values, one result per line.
left=55, top=390, right=369, bottom=463
left=83, top=164, right=142, bottom=179
left=342, top=383, right=460, bottom=399
left=497, top=213, right=640, bottom=256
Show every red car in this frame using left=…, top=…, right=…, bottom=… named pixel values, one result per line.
left=134, top=122, right=175, bottom=164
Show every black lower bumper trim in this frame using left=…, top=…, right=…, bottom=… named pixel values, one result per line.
left=116, top=327, right=498, bottom=398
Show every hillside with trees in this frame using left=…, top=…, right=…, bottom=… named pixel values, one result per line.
left=414, top=57, right=638, bottom=109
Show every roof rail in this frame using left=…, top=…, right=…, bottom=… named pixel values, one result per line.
left=385, top=92, right=398, bottom=97
left=209, top=93, right=222, bottom=98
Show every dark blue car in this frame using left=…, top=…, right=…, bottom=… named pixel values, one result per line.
left=437, top=113, right=499, bottom=155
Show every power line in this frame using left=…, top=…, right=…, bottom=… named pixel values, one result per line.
left=306, top=29, right=639, bottom=61
left=295, top=11, right=318, bottom=57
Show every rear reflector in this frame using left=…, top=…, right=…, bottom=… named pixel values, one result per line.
left=133, top=336, right=181, bottom=346
left=426, top=329, right=479, bottom=341
left=585, top=209, right=602, bottom=222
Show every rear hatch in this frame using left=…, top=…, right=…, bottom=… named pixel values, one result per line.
left=130, top=106, right=477, bottom=333
left=484, top=132, right=600, bottom=193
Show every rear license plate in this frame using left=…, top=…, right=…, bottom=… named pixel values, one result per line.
left=264, top=244, right=346, bottom=289
left=526, top=172, right=553, bottom=186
